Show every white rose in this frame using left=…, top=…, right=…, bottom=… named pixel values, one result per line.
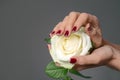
left=49, top=27, right=92, bottom=69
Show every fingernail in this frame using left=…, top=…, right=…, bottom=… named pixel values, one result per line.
left=88, top=26, right=92, bottom=31
left=72, top=26, right=77, bottom=32
left=70, top=58, right=77, bottom=64
left=64, top=30, right=69, bottom=36
left=51, top=31, right=55, bottom=34
left=56, top=30, right=61, bottom=34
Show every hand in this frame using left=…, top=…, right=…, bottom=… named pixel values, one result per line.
left=72, top=41, right=120, bottom=71
left=48, top=11, right=120, bottom=71
left=72, top=45, right=113, bottom=71
left=50, top=11, right=103, bottom=48
left=48, top=40, right=120, bottom=71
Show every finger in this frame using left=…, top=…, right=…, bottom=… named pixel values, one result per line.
left=85, top=23, right=95, bottom=42
left=50, top=22, right=62, bottom=37
left=74, top=13, right=90, bottom=31
left=64, top=12, right=79, bottom=36
left=74, top=13, right=102, bottom=48
left=72, top=46, right=113, bottom=65
left=85, top=23, right=103, bottom=48
left=85, top=23, right=93, bottom=39
left=85, top=23, right=92, bottom=34
left=50, top=16, right=69, bottom=37
left=55, top=62, right=61, bottom=67
left=47, top=44, right=51, bottom=51
left=74, top=13, right=99, bottom=31
left=55, top=16, right=69, bottom=36
left=54, top=22, right=63, bottom=36
left=85, top=25, right=98, bottom=48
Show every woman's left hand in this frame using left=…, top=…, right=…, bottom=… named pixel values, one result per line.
left=50, top=11, right=103, bottom=48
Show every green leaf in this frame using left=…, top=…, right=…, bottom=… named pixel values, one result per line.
left=88, top=47, right=94, bottom=53
left=44, top=38, right=51, bottom=44
left=69, top=69, right=92, bottom=79
left=45, top=61, right=68, bottom=79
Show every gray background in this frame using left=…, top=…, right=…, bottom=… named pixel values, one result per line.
left=0, top=0, right=120, bottom=80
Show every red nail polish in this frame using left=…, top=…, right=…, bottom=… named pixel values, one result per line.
left=72, top=26, right=77, bottom=32
left=88, top=27, right=92, bottom=31
left=51, top=31, right=55, bottom=34
left=70, top=58, right=77, bottom=64
left=64, top=30, right=69, bottom=36
left=56, top=30, right=61, bottom=34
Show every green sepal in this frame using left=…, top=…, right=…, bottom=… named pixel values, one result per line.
left=45, top=61, right=68, bottom=79
left=44, top=38, right=51, bottom=44
left=88, top=40, right=95, bottom=53
left=88, top=47, right=94, bottom=53
left=69, top=69, right=92, bottom=79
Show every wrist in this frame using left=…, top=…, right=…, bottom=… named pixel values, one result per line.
left=103, top=40, right=120, bottom=71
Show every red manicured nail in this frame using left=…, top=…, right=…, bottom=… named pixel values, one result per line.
left=51, top=31, right=55, bottom=34
left=64, top=30, right=69, bottom=36
left=56, top=30, right=61, bottom=34
left=72, top=26, right=77, bottom=32
left=70, top=58, right=77, bottom=64
left=88, top=27, right=92, bottom=31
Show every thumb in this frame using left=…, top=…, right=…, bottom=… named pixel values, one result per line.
left=73, top=54, right=100, bottom=65
left=71, top=46, right=113, bottom=65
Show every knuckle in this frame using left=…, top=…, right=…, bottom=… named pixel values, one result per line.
left=56, top=22, right=62, bottom=26
left=54, top=22, right=62, bottom=29
left=69, top=11, right=77, bottom=16
left=92, top=15, right=98, bottom=21
left=63, top=16, right=69, bottom=21
left=92, top=15, right=97, bottom=19
left=63, top=16, right=68, bottom=20
left=81, top=12, right=89, bottom=17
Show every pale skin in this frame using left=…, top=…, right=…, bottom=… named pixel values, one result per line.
left=48, top=11, right=120, bottom=71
